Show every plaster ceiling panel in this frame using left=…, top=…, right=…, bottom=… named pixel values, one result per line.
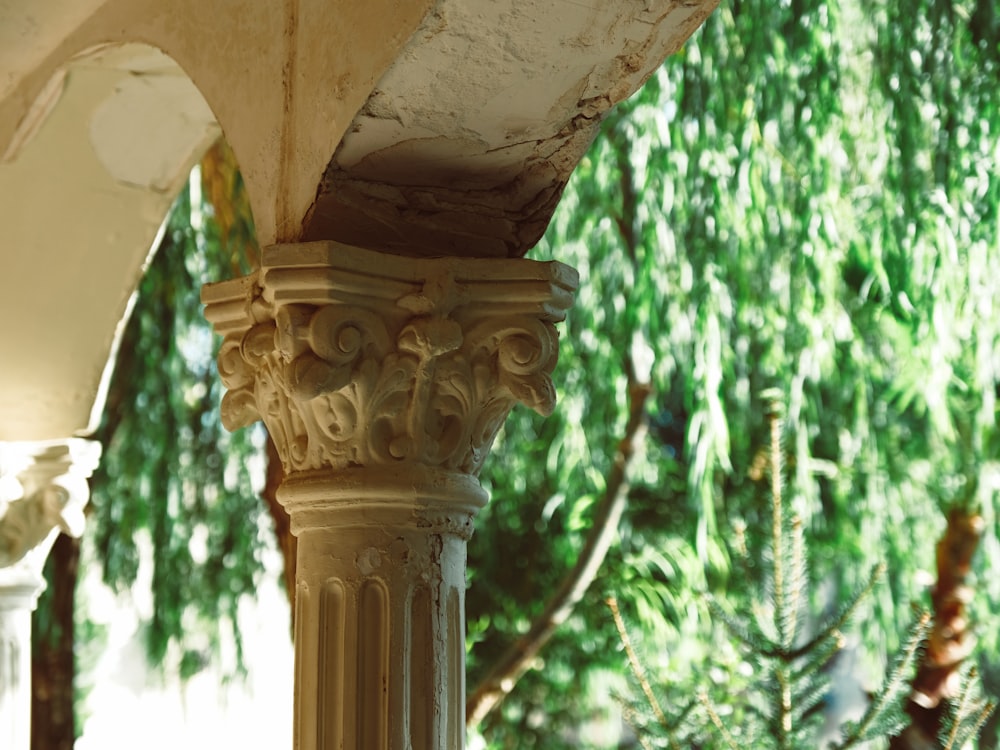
left=0, top=45, right=218, bottom=441
left=304, top=0, right=719, bottom=258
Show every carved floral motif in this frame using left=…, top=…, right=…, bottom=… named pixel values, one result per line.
left=203, top=242, right=578, bottom=477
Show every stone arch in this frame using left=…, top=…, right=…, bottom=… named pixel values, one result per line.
left=0, top=0, right=445, bottom=445
left=0, top=40, right=222, bottom=441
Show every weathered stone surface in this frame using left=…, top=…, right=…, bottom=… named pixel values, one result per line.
left=0, top=0, right=434, bottom=439
left=303, top=0, right=721, bottom=257
left=203, top=240, right=578, bottom=478
left=0, top=44, right=218, bottom=441
left=0, top=439, right=99, bottom=575
left=203, top=241, right=576, bottom=749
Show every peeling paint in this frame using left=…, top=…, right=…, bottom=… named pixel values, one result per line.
left=303, top=0, right=720, bottom=256
left=89, top=65, right=218, bottom=191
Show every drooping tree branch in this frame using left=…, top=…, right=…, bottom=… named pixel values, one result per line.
left=466, top=379, right=652, bottom=727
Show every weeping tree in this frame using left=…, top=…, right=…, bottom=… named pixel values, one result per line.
left=466, top=0, right=1000, bottom=747
left=87, top=170, right=264, bottom=678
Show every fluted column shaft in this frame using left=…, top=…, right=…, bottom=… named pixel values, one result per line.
left=0, top=584, right=37, bottom=750
left=285, top=468, right=483, bottom=750
left=0, top=439, right=100, bottom=750
left=204, top=240, right=576, bottom=750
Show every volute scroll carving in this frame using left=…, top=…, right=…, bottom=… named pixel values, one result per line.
left=0, top=439, right=100, bottom=576
left=203, top=241, right=578, bottom=478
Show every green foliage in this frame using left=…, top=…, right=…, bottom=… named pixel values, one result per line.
left=618, top=403, right=925, bottom=749
left=88, top=181, right=267, bottom=678
left=937, top=668, right=995, bottom=750
left=469, top=0, right=1000, bottom=746
left=835, top=614, right=930, bottom=748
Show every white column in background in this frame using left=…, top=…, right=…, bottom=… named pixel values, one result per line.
left=0, top=439, right=100, bottom=750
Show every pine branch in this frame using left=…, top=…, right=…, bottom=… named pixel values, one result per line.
left=607, top=596, right=672, bottom=733
left=890, top=506, right=987, bottom=749
left=768, top=402, right=792, bottom=651
left=466, top=380, right=653, bottom=727
left=938, top=667, right=996, bottom=750
left=708, top=595, right=776, bottom=654
left=767, top=563, right=884, bottom=662
left=785, top=514, right=806, bottom=652
left=957, top=699, right=995, bottom=749
left=776, top=665, right=793, bottom=749
left=699, top=691, right=741, bottom=750
left=964, top=701, right=997, bottom=747
left=620, top=700, right=664, bottom=750
left=835, top=611, right=932, bottom=749
left=792, top=663, right=834, bottom=727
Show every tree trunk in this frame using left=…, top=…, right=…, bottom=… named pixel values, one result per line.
left=31, top=533, right=79, bottom=750
left=890, top=506, right=985, bottom=749
left=466, top=381, right=652, bottom=727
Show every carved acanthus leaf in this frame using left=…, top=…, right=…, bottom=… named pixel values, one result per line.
left=203, top=241, right=577, bottom=477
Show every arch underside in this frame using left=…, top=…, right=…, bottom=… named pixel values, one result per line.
left=0, top=0, right=718, bottom=440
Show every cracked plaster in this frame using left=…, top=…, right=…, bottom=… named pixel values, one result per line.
left=304, top=0, right=720, bottom=257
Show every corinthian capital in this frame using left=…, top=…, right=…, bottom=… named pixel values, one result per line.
left=203, top=241, right=577, bottom=478
left=0, top=439, right=100, bottom=577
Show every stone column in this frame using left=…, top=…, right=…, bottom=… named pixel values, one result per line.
left=0, top=439, right=100, bottom=750
left=203, top=241, right=576, bottom=750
